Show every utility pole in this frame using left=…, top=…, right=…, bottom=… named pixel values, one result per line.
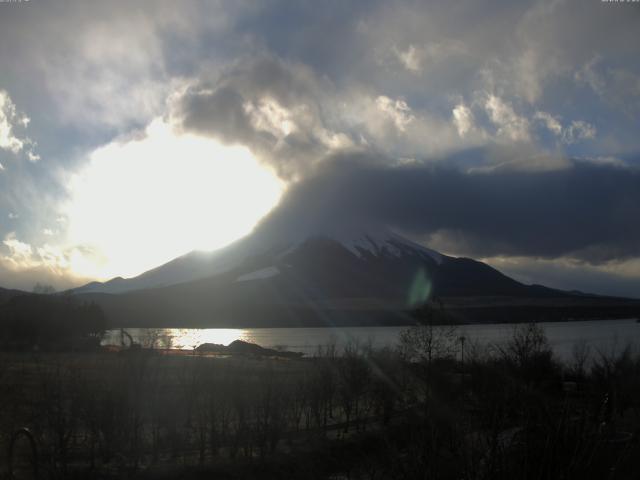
left=459, top=335, right=466, bottom=367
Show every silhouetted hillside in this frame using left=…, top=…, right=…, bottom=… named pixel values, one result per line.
left=0, top=293, right=108, bottom=350
left=0, top=286, right=27, bottom=306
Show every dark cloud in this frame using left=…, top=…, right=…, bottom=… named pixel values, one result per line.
left=486, top=257, right=640, bottom=299
left=179, top=85, right=256, bottom=144
left=267, top=154, right=640, bottom=264
left=173, top=55, right=468, bottom=180
left=174, top=55, right=346, bottom=180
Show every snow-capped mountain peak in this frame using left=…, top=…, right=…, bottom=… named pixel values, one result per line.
left=73, top=221, right=443, bottom=294
left=278, top=227, right=442, bottom=264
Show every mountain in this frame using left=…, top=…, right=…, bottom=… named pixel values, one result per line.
left=70, top=184, right=640, bottom=328
left=73, top=218, right=639, bottom=328
left=75, top=224, right=444, bottom=294
left=0, top=286, right=29, bottom=306
left=74, top=202, right=548, bottom=298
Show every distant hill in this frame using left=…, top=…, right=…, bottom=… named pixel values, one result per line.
left=0, top=286, right=28, bottom=306
left=0, top=291, right=107, bottom=350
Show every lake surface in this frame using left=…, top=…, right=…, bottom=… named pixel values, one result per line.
left=102, top=319, right=640, bottom=362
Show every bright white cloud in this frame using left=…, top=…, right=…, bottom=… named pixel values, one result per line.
left=62, top=118, right=284, bottom=280
left=340, top=91, right=466, bottom=159
left=0, top=231, right=99, bottom=289
left=0, top=90, right=26, bottom=154
left=534, top=111, right=596, bottom=145
left=452, top=103, right=474, bottom=137
left=534, top=111, right=562, bottom=136
left=375, top=95, right=414, bottom=132
left=244, top=97, right=298, bottom=138
left=484, top=95, right=530, bottom=143
left=0, top=89, right=39, bottom=162
left=2, top=233, right=35, bottom=269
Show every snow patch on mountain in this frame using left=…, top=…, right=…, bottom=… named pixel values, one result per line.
left=344, top=231, right=443, bottom=264
left=276, top=227, right=443, bottom=264
left=235, top=266, right=280, bottom=282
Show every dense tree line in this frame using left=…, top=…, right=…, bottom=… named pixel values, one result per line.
left=0, top=323, right=639, bottom=479
left=0, top=294, right=107, bottom=350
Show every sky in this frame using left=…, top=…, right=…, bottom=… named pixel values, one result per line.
left=0, top=0, right=639, bottom=297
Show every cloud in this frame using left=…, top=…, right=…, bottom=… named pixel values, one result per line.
left=484, top=95, right=531, bottom=143
left=2, top=233, right=35, bottom=269
left=574, top=56, right=607, bottom=97
left=563, top=121, right=596, bottom=144
left=1, top=232, right=83, bottom=278
left=0, top=1, right=197, bottom=131
left=175, top=55, right=474, bottom=180
left=534, top=111, right=596, bottom=145
left=0, top=232, right=94, bottom=291
left=267, top=155, right=640, bottom=265
left=452, top=103, right=476, bottom=137
left=0, top=90, right=27, bottom=154
left=174, top=55, right=358, bottom=180
left=0, top=89, right=39, bottom=163
left=352, top=92, right=464, bottom=160
left=375, top=96, right=414, bottom=132
left=534, top=111, right=562, bottom=136
left=395, top=44, right=422, bottom=72
left=483, top=255, right=640, bottom=298
left=575, top=56, right=640, bottom=115
left=393, top=40, right=467, bottom=74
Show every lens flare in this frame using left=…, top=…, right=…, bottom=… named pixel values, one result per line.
left=407, top=268, right=432, bottom=307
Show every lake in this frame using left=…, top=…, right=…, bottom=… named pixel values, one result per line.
left=102, top=318, right=640, bottom=362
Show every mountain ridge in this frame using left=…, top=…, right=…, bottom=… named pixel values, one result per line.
left=71, top=226, right=637, bottom=328
left=72, top=224, right=445, bottom=295
left=63, top=205, right=640, bottom=327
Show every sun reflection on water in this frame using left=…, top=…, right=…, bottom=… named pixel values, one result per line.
left=102, top=328, right=248, bottom=350
left=172, top=328, right=246, bottom=349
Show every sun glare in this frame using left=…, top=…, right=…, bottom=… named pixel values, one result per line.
left=64, top=119, right=283, bottom=280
